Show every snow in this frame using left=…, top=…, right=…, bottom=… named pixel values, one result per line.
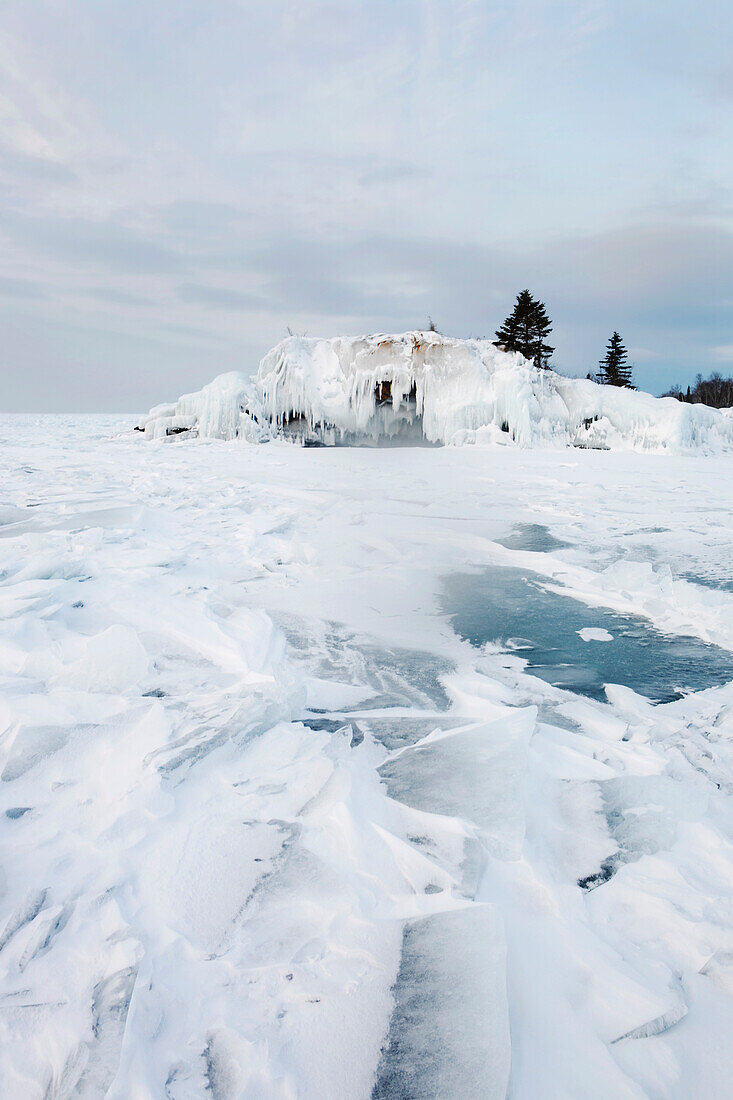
left=137, top=372, right=263, bottom=442
left=139, top=332, right=733, bottom=452
left=2, top=413, right=733, bottom=1097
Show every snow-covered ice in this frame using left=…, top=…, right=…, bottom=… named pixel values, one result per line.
left=2, top=413, right=733, bottom=1098
left=578, top=627, right=614, bottom=642
left=138, top=332, right=733, bottom=453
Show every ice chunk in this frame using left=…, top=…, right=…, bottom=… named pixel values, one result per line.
left=578, top=627, right=614, bottom=642
left=598, top=775, right=709, bottom=865
left=612, top=998, right=688, bottom=1043
left=379, top=709, right=535, bottom=860
left=700, top=951, right=733, bottom=994
left=373, top=906, right=510, bottom=1100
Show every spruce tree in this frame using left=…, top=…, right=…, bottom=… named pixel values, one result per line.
left=598, top=331, right=633, bottom=387
left=495, top=290, right=554, bottom=369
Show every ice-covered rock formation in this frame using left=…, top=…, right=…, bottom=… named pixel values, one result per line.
left=136, top=371, right=264, bottom=443
left=137, top=332, right=733, bottom=452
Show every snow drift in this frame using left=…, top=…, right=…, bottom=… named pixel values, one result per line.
left=137, top=332, right=733, bottom=453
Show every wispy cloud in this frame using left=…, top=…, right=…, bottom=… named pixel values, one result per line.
left=176, top=283, right=266, bottom=310
left=711, top=344, right=733, bottom=363
left=0, top=0, right=731, bottom=409
left=0, top=209, right=186, bottom=273
left=0, top=274, right=48, bottom=299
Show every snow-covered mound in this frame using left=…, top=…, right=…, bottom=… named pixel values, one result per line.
left=138, top=332, right=733, bottom=453
left=136, top=372, right=264, bottom=442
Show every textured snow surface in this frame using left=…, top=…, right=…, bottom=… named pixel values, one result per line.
left=139, top=332, right=733, bottom=452
left=2, top=414, right=733, bottom=1098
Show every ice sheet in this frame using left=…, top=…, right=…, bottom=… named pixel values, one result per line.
left=2, top=414, right=733, bottom=1098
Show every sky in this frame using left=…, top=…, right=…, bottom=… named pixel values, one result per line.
left=0, top=0, right=732, bottom=411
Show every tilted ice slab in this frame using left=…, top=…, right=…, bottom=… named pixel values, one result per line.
left=138, top=331, right=733, bottom=452
left=373, top=906, right=511, bottom=1100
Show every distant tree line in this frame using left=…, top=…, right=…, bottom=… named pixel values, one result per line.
left=660, top=372, right=733, bottom=409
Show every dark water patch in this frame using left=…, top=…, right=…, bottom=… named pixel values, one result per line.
left=443, top=566, right=733, bottom=703
left=496, top=523, right=569, bottom=554
left=578, top=855, right=620, bottom=892
left=302, top=717, right=352, bottom=735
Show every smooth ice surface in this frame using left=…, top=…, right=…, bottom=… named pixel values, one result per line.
left=495, top=522, right=570, bottom=554
left=138, top=331, right=733, bottom=452
left=443, top=565, right=733, bottom=701
left=2, top=415, right=733, bottom=1099
left=379, top=712, right=535, bottom=860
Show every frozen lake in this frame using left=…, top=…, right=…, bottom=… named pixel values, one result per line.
left=1, top=415, right=733, bottom=1098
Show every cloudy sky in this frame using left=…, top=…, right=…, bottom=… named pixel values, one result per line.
left=1, top=0, right=731, bottom=410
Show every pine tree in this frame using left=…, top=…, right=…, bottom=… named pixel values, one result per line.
left=598, top=331, right=633, bottom=387
left=495, top=290, right=554, bottom=369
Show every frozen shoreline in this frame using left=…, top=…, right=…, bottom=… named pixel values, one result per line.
left=2, top=416, right=733, bottom=1098
left=137, top=332, right=733, bottom=453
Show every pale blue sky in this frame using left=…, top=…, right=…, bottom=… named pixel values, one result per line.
left=1, top=0, right=731, bottom=410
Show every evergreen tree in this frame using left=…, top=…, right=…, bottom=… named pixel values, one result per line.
left=495, top=290, right=554, bottom=369
left=598, top=331, right=633, bottom=387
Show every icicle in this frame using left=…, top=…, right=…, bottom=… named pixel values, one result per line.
left=139, top=333, right=733, bottom=453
